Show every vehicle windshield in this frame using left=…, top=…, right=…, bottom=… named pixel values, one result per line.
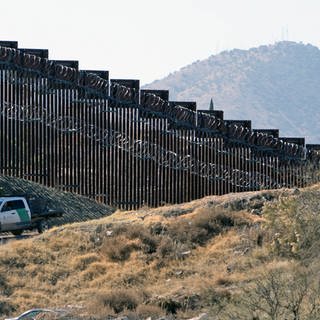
left=0, top=200, right=3, bottom=207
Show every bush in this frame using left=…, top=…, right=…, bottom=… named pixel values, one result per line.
left=151, top=222, right=167, bottom=235
left=202, top=286, right=231, bottom=307
left=96, top=289, right=142, bottom=313
left=159, top=297, right=182, bottom=314
left=101, top=236, right=139, bottom=262
left=158, top=237, right=175, bottom=259
left=100, top=224, right=159, bottom=261
left=80, top=262, right=107, bottom=281
left=225, top=266, right=320, bottom=320
left=156, top=237, right=189, bottom=262
left=215, top=276, right=233, bottom=287
left=71, top=253, right=100, bottom=271
left=0, top=274, right=12, bottom=296
left=127, top=225, right=158, bottom=254
left=167, top=208, right=240, bottom=246
left=264, top=194, right=320, bottom=260
left=135, top=304, right=164, bottom=319
left=0, top=299, right=16, bottom=316
left=99, top=209, right=245, bottom=264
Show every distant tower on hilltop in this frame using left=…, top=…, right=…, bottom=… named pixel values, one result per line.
left=209, top=98, right=214, bottom=111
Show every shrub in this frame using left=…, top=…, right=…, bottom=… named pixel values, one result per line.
left=116, top=271, right=146, bottom=287
left=158, top=237, right=175, bottom=259
left=167, top=208, right=240, bottom=247
left=0, top=275, right=12, bottom=296
left=225, top=266, right=320, bottom=320
left=0, top=299, right=16, bottom=316
left=150, top=222, right=167, bottom=235
left=101, top=236, right=139, bottom=262
left=202, top=286, right=231, bottom=307
left=80, top=262, right=107, bottom=281
left=0, top=255, right=26, bottom=269
left=71, top=253, right=100, bottom=271
left=159, top=297, right=182, bottom=314
left=264, top=194, right=320, bottom=260
left=135, top=304, right=164, bottom=319
left=156, top=237, right=189, bottom=262
left=96, top=289, right=141, bottom=313
left=127, top=225, right=159, bottom=254
left=215, top=276, right=233, bottom=287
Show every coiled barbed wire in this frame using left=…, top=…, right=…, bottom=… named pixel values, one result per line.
left=0, top=44, right=309, bottom=160
left=0, top=100, right=283, bottom=189
left=0, top=44, right=316, bottom=191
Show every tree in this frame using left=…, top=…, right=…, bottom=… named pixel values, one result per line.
left=224, top=266, right=320, bottom=320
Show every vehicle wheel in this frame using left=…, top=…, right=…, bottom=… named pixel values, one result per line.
left=37, top=220, right=49, bottom=234
left=12, top=230, right=23, bottom=236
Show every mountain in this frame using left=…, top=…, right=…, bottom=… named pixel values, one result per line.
left=144, top=41, right=320, bottom=143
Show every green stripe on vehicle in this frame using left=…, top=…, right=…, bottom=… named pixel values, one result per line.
left=16, top=208, right=30, bottom=223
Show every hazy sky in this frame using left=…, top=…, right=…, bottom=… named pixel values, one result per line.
left=1, top=0, right=319, bottom=84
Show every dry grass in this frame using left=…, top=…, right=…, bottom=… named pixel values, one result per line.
left=0, top=186, right=318, bottom=318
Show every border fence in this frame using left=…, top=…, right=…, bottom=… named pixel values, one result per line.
left=0, top=41, right=320, bottom=210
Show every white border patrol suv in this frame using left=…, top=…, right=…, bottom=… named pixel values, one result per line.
left=0, top=197, right=31, bottom=235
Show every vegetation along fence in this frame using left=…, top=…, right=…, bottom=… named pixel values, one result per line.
left=0, top=40, right=319, bottom=210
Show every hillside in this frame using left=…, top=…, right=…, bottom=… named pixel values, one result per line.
left=144, top=41, right=320, bottom=143
left=2, top=185, right=320, bottom=319
left=0, top=175, right=115, bottom=226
